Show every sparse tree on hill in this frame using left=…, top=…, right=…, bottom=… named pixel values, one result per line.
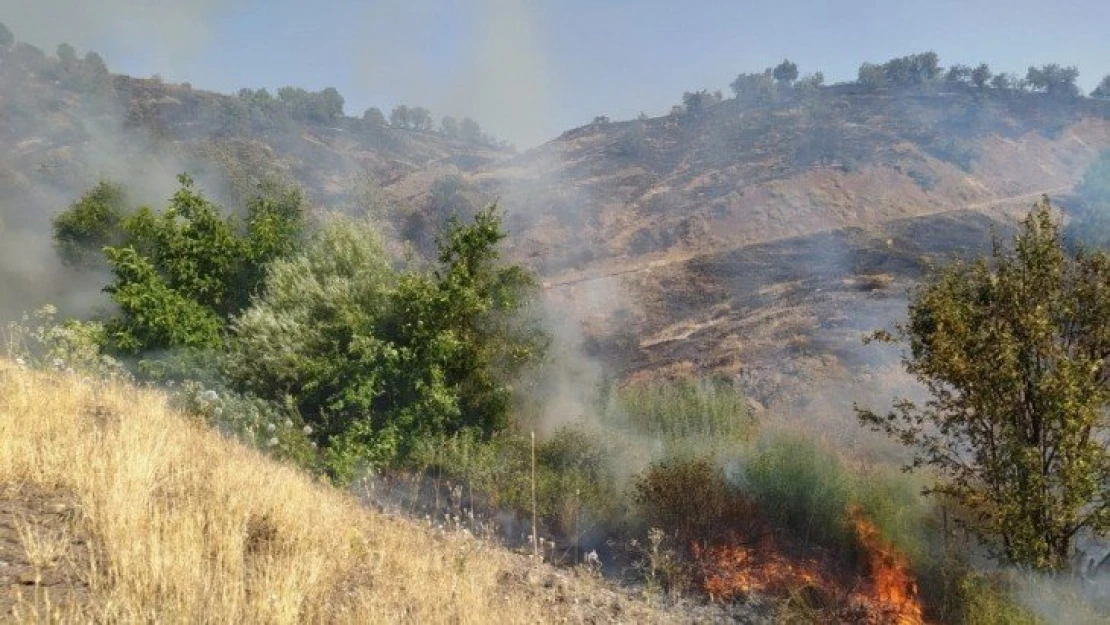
left=56, top=42, right=78, bottom=72
left=390, top=105, right=412, bottom=129
left=460, top=117, right=483, bottom=143
left=84, top=51, right=108, bottom=76
left=1026, top=64, right=1080, bottom=97
left=0, top=21, right=13, bottom=48
left=730, top=69, right=777, bottom=104
left=857, top=62, right=886, bottom=88
left=971, top=63, right=992, bottom=88
left=681, top=89, right=720, bottom=115
left=363, top=107, right=387, bottom=127
left=409, top=107, right=433, bottom=131
left=944, top=64, right=972, bottom=83
left=990, top=72, right=1015, bottom=90
left=441, top=115, right=459, bottom=138
left=772, top=59, right=799, bottom=84
left=1091, top=75, right=1110, bottom=100
left=858, top=197, right=1110, bottom=571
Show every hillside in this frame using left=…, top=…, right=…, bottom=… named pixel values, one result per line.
left=467, top=85, right=1110, bottom=403
left=0, top=360, right=707, bottom=623
left=4, top=39, right=1110, bottom=400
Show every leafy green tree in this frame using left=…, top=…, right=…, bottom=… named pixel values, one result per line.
left=1026, top=64, right=1080, bottom=97
left=441, top=115, right=459, bottom=138
left=681, top=89, right=720, bottom=115
left=57, top=176, right=304, bottom=354
left=390, top=104, right=411, bottom=129
left=460, top=117, right=483, bottom=143
left=1091, top=75, right=1110, bottom=100
left=857, top=62, right=886, bottom=88
left=410, top=106, right=433, bottom=131
left=945, top=64, right=971, bottom=83
left=1067, top=151, right=1110, bottom=249
left=362, top=107, right=386, bottom=127
left=971, top=63, right=992, bottom=88
left=0, top=21, right=13, bottom=48
left=228, top=207, right=546, bottom=477
left=52, top=181, right=131, bottom=267
left=730, top=69, right=777, bottom=103
left=772, top=59, right=799, bottom=84
left=858, top=197, right=1110, bottom=571
left=56, top=43, right=78, bottom=70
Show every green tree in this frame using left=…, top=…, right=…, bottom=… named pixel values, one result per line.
left=410, top=106, right=433, bottom=131
left=1026, top=64, right=1080, bottom=97
left=441, top=115, right=460, bottom=138
left=460, top=117, right=483, bottom=143
left=772, top=59, right=799, bottom=84
left=857, top=62, right=886, bottom=89
left=228, top=207, right=546, bottom=477
left=858, top=197, right=1110, bottom=571
left=945, top=64, right=972, bottom=83
left=363, top=106, right=387, bottom=127
left=56, top=42, right=78, bottom=70
left=1091, top=75, right=1110, bottom=100
left=0, top=21, right=13, bottom=48
left=58, top=176, right=304, bottom=354
left=390, top=104, right=411, bottom=129
left=971, top=63, right=993, bottom=88
left=52, top=181, right=131, bottom=267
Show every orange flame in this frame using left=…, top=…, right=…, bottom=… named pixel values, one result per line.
left=691, top=510, right=927, bottom=623
left=850, top=506, right=924, bottom=625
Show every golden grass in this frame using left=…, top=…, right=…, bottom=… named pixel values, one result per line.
left=0, top=362, right=674, bottom=623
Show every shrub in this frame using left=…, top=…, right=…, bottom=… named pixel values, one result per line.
left=228, top=206, right=546, bottom=476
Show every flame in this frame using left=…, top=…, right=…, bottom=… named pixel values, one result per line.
left=691, top=509, right=927, bottom=624
left=693, top=534, right=825, bottom=602
left=850, top=506, right=924, bottom=625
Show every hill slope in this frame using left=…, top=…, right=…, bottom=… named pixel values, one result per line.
left=0, top=361, right=692, bottom=623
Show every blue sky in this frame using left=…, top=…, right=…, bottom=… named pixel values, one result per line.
left=3, top=0, right=1109, bottom=147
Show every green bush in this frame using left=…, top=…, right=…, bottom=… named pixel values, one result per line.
left=741, top=433, right=857, bottom=552
left=228, top=206, right=546, bottom=476
left=612, top=377, right=756, bottom=442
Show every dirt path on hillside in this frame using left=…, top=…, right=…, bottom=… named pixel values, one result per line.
left=542, top=187, right=1069, bottom=290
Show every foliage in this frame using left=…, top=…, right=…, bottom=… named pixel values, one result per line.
left=741, top=433, right=857, bottom=551
left=275, top=86, right=345, bottom=123
left=441, top=115, right=459, bottom=138
left=611, top=377, right=755, bottom=442
left=729, top=68, right=777, bottom=104
left=680, top=89, right=721, bottom=115
left=1093, top=75, right=1110, bottom=100
left=55, top=176, right=306, bottom=355
left=773, top=59, right=799, bottom=84
left=858, top=197, right=1110, bottom=571
left=634, top=457, right=753, bottom=548
left=52, top=181, right=131, bottom=267
left=1025, top=64, right=1080, bottom=98
left=971, top=63, right=993, bottom=88
left=0, top=21, right=13, bottom=48
left=945, top=64, right=972, bottom=83
left=227, top=206, right=547, bottom=475
left=1068, top=150, right=1110, bottom=250
left=362, top=106, right=387, bottom=127
left=3, top=305, right=126, bottom=378
left=857, top=62, right=886, bottom=89
left=859, top=52, right=941, bottom=88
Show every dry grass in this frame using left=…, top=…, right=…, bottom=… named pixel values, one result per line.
left=0, top=362, right=677, bottom=624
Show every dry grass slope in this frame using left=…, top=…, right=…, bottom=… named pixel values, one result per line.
left=0, top=361, right=679, bottom=624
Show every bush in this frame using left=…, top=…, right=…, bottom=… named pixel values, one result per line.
left=228, top=206, right=546, bottom=477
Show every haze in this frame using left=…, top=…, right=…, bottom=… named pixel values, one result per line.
left=2, top=0, right=1108, bottom=147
